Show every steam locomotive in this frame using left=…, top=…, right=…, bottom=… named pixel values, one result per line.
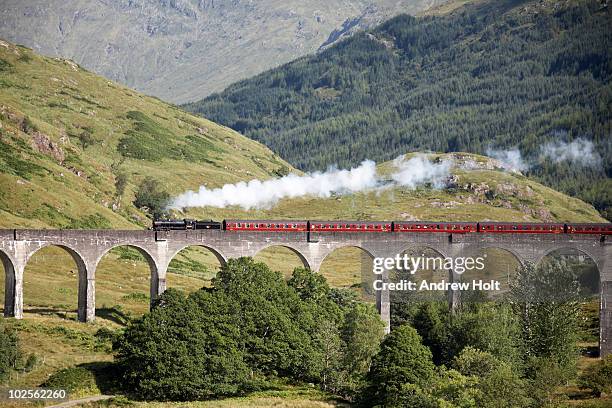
left=153, top=219, right=612, bottom=235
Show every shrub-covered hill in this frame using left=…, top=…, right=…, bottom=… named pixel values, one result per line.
left=185, top=0, right=612, bottom=220
left=0, top=40, right=605, bottom=230
left=0, top=39, right=293, bottom=228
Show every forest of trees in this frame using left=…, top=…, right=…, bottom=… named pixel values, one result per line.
left=110, top=257, right=612, bottom=406
left=185, top=0, right=611, bottom=219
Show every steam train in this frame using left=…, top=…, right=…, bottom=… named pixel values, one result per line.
left=153, top=219, right=612, bottom=235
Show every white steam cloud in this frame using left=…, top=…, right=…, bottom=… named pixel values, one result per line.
left=392, top=155, right=452, bottom=188
left=486, top=138, right=601, bottom=173
left=169, top=155, right=452, bottom=210
left=540, top=138, right=601, bottom=165
left=485, top=147, right=528, bottom=172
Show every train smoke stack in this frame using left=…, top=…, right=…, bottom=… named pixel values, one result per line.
left=169, top=155, right=451, bottom=210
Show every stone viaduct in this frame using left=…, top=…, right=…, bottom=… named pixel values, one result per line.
left=0, top=229, right=610, bottom=356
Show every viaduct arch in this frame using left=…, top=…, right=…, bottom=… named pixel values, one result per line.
left=0, top=229, right=609, bottom=356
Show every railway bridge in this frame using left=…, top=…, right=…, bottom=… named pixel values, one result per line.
left=0, top=229, right=610, bottom=355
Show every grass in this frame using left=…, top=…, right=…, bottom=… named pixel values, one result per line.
left=0, top=246, right=207, bottom=316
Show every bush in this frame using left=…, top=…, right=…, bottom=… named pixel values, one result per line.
left=43, top=366, right=97, bottom=394
left=114, top=289, right=249, bottom=400
left=115, top=172, right=128, bottom=197
left=511, top=260, right=581, bottom=383
left=24, top=354, right=40, bottom=372
left=578, top=355, right=612, bottom=397
left=67, top=213, right=112, bottom=229
left=361, top=324, right=435, bottom=407
left=408, top=301, right=521, bottom=368
left=340, top=302, right=385, bottom=394
left=453, top=347, right=530, bottom=408
left=133, top=177, right=169, bottom=218
left=78, top=130, right=95, bottom=149
left=0, top=319, right=21, bottom=382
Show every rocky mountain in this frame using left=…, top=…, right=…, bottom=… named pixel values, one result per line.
left=0, top=0, right=444, bottom=103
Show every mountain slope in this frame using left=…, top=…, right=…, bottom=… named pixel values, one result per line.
left=0, top=40, right=604, bottom=231
left=0, top=39, right=292, bottom=229
left=0, top=0, right=445, bottom=103
left=185, top=0, right=611, bottom=219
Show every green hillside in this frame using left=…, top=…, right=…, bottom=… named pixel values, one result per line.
left=0, top=37, right=606, bottom=230
left=185, top=0, right=611, bottom=219
left=0, top=39, right=292, bottom=229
